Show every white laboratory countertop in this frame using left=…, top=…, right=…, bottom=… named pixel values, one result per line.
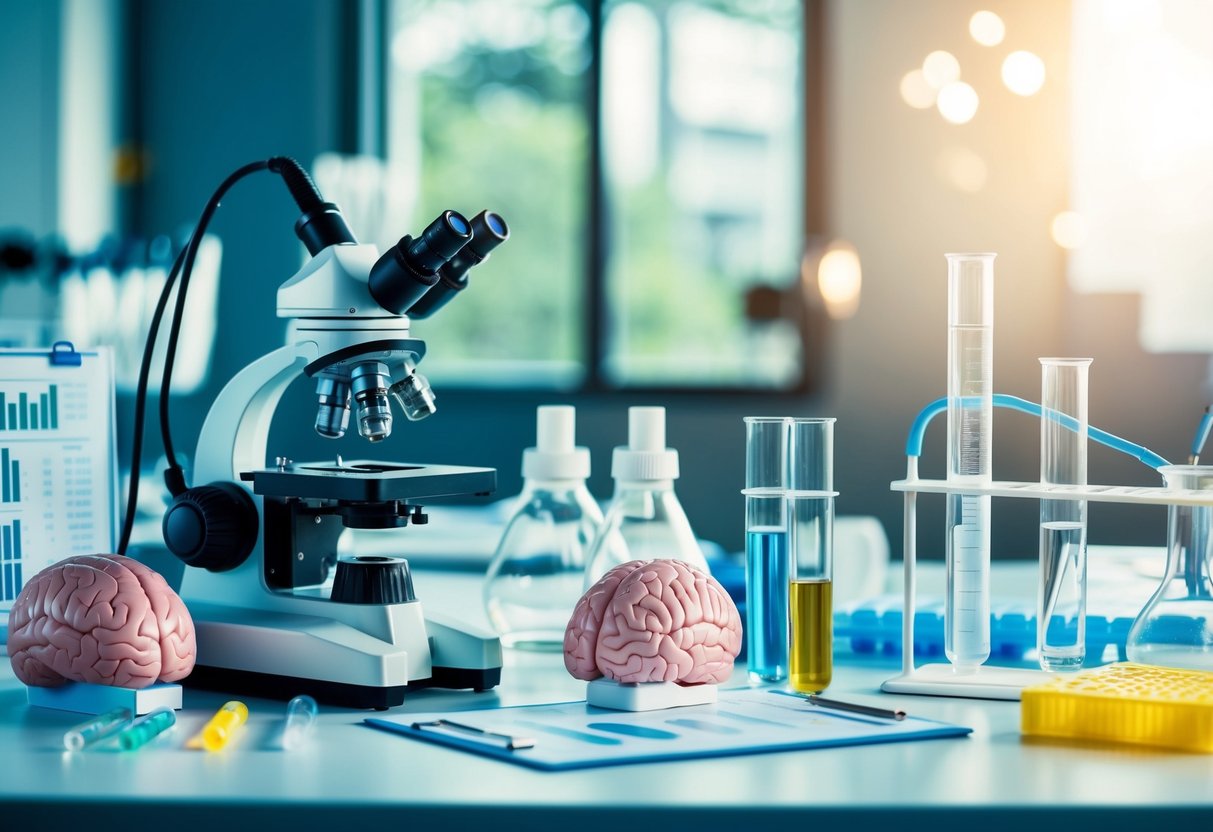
left=1, top=568, right=1211, bottom=831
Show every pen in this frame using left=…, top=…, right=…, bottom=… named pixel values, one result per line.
left=806, top=695, right=907, bottom=721
left=412, top=719, right=536, bottom=750
left=64, top=707, right=132, bottom=751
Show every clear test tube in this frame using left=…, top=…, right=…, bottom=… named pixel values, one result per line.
left=787, top=418, right=836, bottom=694
left=944, top=253, right=995, bottom=671
left=1038, top=358, right=1091, bottom=670
left=743, top=416, right=790, bottom=682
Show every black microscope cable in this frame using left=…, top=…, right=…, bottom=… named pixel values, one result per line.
left=116, top=159, right=268, bottom=554
left=116, top=157, right=353, bottom=555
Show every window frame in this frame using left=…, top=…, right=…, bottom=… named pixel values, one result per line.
left=366, top=0, right=828, bottom=397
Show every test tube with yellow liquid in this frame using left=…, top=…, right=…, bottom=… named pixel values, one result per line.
left=787, top=418, right=836, bottom=694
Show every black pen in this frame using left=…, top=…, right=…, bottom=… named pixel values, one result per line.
left=412, top=719, right=537, bottom=750
left=806, top=695, right=906, bottom=721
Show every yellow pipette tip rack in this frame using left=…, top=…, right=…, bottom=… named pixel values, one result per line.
left=1021, top=662, right=1213, bottom=753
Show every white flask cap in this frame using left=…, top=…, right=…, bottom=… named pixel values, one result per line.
left=612, top=406, right=679, bottom=481
left=523, top=405, right=591, bottom=480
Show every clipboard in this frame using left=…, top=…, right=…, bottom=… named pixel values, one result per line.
left=0, top=342, right=118, bottom=640
left=364, top=688, right=972, bottom=771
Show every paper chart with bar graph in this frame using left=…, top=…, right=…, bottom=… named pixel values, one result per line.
left=0, top=348, right=116, bottom=618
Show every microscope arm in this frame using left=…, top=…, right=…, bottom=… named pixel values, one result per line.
left=192, top=341, right=320, bottom=488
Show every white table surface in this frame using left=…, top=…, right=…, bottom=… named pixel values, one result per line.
left=1, top=568, right=1210, bottom=831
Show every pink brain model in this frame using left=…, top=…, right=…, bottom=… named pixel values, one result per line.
left=8, top=555, right=196, bottom=688
left=564, top=560, right=743, bottom=685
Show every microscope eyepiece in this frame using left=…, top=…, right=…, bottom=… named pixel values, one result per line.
left=368, top=209, right=473, bottom=316
left=405, top=209, right=472, bottom=273
left=484, top=211, right=508, bottom=239
left=407, top=210, right=510, bottom=319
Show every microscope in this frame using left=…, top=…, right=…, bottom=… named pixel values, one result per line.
left=158, top=159, right=508, bottom=708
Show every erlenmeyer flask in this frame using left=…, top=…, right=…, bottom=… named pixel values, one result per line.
left=1125, top=465, right=1213, bottom=670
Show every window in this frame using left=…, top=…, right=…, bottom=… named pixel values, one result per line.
left=384, top=0, right=808, bottom=390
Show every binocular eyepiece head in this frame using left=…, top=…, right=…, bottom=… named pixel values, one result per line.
left=405, top=210, right=510, bottom=319
left=368, top=210, right=473, bottom=315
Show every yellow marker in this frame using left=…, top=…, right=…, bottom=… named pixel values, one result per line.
left=197, top=701, right=249, bottom=752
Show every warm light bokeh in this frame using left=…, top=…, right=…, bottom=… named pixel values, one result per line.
left=899, top=68, right=937, bottom=109
left=1001, top=50, right=1046, bottom=96
left=937, top=80, right=979, bottom=124
left=817, top=242, right=863, bottom=320
left=969, top=11, right=1006, bottom=47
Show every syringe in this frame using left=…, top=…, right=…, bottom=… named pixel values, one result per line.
left=944, top=253, right=995, bottom=671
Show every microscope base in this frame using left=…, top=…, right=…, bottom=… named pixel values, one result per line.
left=186, top=665, right=409, bottom=709
left=184, top=664, right=503, bottom=709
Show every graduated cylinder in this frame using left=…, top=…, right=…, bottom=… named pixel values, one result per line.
left=1037, top=358, right=1091, bottom=671
left=944, top=253, right=994, bottom=671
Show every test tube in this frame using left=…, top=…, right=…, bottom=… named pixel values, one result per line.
left=743, top=416, right=790, bottom=683
left=201, top=701, right=249, bottom=752
left=115, top=707, right=176, bottom=751
left=282, top=695, right=319, bottom=750
left=944, top=253, right=995, bottom=671
left=787, top=417, right=836, bottom=694
left=1038, top=358, right=1091, bottom=670
left=63, top=707, right=131, bottom=751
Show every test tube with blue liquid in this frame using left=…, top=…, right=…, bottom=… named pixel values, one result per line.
left=945, top=253, right=994, bottom=671
left=115, top=707, right=176, bottom=751
left=1038, top=358, right=1091, bottom=671
left=743, top=417, right=789, bottom=682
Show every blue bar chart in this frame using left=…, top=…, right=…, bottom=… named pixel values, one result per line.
left=1, top=448, right=19, bottom=503
left=0, top=351, right=114, bottom=613
left=1, top=519, right=23, bottom=603
left=0, top=385, right=58, bottom=432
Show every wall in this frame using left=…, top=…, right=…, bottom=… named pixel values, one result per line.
left=0, top=0, right=61, bottom=235
left=820, top=0, right=1208, bottom=556
left=127, top=0, right=349, bottom=454
left=94, top=0, right=1213, bottom=557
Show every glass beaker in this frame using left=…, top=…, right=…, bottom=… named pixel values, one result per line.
left=1037, top=358, right=1091, bottom=671
left=787, top=417, right=835, bottom=694
left=944, top=253, right=995, bottom=671
left=1125, top=465, right=1213, bottom=670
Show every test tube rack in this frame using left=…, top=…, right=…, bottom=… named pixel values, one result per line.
left=882, top=457, right=1213, bottom=700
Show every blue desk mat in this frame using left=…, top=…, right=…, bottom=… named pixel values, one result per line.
left=365, top=687, right=970, bottom=771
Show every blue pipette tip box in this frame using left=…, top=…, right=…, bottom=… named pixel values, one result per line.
left=26, top=681, right=183, bottom=715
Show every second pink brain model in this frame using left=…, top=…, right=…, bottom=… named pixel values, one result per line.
left=564, top=560, right=743, bottom=685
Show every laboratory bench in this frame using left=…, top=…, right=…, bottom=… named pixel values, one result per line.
left=1, top=568, right=1211, bottom=831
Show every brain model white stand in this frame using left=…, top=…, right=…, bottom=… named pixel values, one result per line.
left=564, top=560, right=743, bottom=711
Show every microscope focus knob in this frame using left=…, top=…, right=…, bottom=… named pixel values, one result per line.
left=330, top=556, right=416, bottom=605
left=162, top=482, right=259, bottom=571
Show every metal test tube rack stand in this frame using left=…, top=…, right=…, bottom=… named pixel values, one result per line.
left=882, top=457, right=1213, bottom=700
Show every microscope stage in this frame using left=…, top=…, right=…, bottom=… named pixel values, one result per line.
left=242, top=460, right=496, bottom=502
